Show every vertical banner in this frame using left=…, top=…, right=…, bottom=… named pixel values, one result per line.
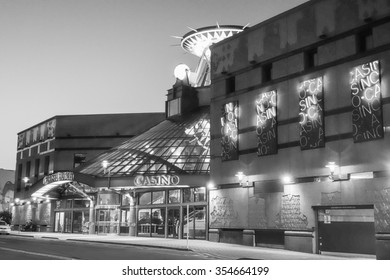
left=350, top=60, right=383, bottom=142
left=256, top=90, right=277, bottom=156
left=221, top=101, right=239, bottom=161
left=298, top=77, right=324, bottom=150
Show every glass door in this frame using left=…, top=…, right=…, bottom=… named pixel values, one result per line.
left=183, top=206, right=206, bottom=239
left=55, top=212, right=64, bottom=232
left=167, top=207, right=180, bottom=238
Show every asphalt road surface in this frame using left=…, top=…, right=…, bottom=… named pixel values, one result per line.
left=0, top=235, right=210, bottom=260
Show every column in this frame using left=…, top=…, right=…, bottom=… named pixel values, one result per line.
left=129, top=194, right=136, bottom=236
left=89, top=199, right=95, bottom=234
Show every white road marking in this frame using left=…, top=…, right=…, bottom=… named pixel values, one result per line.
left=0, top=246, right=74, bottom=260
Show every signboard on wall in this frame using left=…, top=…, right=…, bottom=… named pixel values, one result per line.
left=256, top=90, right=277, bottom=156
left=298, top=77, right=324, bottom=150
left=350, top=60, right=383, bottom=143
left=221, top=101, right=239, bottom=161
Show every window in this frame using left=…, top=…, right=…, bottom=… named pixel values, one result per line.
left=304, top=48, right=318, bottom=69
left=152, top=191, right=165, bottom=204
left=16, top=163, right=22, bottom=192
left=34, top=158, right=40, bottom=178
left=183, top=187, right=206, bottom=203
left=356, top=29, right=373, bottom=53
left=139, top=192, right=152, bottom=205
left=25, top=161, right=31, bottom=178
left=168, top=189, right=180, bottom=204
left=226, top=76, right=235, bottom=94
left=44, top=155, right=50, bottom=175
left=262, top=63, right=273, bottom=83
left=74, top=153, right=87, bottom=168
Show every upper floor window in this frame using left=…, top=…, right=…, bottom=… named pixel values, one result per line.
left=356, top=29, right=373, bottom=53
left=304, top=48, right=318, bottom=70
left=226, top=76, right=236, bottom=94
left=262, top=63, right=273, bottom=83
left=74, top=153, right=87, bottom=168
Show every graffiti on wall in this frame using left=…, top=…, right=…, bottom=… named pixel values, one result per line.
left=370, top=188, right=390, bottom=232
left=210, top=196, right=241, bottom=227
left=321, top=191, right=342, bottom=205
left=275, top=194, right=308, bottom=230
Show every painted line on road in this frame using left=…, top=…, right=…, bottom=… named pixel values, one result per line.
left=0, top=246, right=74, bottom=260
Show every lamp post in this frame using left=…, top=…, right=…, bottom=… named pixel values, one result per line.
left=102, top=160, right=111, bottom=189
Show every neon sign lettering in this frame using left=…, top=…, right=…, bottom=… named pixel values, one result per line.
left=221, top=101, right=239, bottom=161
left=350, top=60, right=383, bottom=142
left=256, top=90, right=277, bottom=156
left=134, top=175, right=180, bottom=186
left=298, top=77, right=324, bottom=150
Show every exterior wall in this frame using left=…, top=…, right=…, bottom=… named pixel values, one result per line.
left=209, top=0, right=390, bottom=259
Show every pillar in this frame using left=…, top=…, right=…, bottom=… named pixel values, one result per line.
left=89, top=199, right=95, bottom=234
left=129, top=194, right=136, bottom=236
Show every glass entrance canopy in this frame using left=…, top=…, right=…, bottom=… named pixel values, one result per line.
left=78, top=108, right=210, bottom=177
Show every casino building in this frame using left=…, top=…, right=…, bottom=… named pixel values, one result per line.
left=208, top=0, right=390, bottom=259
left=11, top=25, right=245, bottom=240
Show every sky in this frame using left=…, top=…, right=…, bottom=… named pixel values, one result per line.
left=0, top=0, right=308, bottom=170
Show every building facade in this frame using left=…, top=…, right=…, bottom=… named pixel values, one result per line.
left=12, top=113, right=165, bottom=231
left=209, top=0, right=390, bottom=259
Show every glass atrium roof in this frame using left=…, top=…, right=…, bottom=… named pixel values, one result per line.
left=78, top=108, right=210, bottom=177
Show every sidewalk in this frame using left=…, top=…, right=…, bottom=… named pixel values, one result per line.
left=9, top=230, right=376, bottom=260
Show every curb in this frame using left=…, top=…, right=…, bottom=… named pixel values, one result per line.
left=67, top=238, right=191, bottom=252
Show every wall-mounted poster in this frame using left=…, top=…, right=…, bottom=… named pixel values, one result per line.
left=47, top=119, right=56, bottom=138
left=17, top=133, right=25, bottom=150
left=298, top=77, right=324, bottom=150
left=256, top=90, right=277, bottom=156
left=221, top=101, right=239, bottom=161
left=350, top=60, right=383, bottom=143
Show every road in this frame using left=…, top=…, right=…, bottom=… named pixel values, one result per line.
left=0, top=235, right=210, bottom=260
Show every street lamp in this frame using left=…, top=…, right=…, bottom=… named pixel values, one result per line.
left=235, top=171, right=251, bottom=187
left=326, top=162, right=338, bottom=181
left=102, top=160, right=111, bottom=189
left=23, top=177, right=31, bottom=189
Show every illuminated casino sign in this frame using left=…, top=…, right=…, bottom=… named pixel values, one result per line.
left=43, top=172, right=74, bottom=185
left=298, top=77, right=324, bottom=150
left=256, top=90, right=277, bottom=156
left=134, top=175, right=180, bottom=186
left=221, top=101, right=239, bottom=161
left=350, top=60, right=383, bottom=142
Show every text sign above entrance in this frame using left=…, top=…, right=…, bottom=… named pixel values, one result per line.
left=134, top=175, right=180, bottom=186
left=43, top=172, right=74, bottom=185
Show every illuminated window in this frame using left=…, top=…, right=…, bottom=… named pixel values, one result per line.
left=226, top=76, right=235, bottom=94
left=262, top=63, right=272, bottom=83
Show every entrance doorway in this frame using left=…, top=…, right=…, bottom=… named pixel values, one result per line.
left=316, top=206, right=375, bottom=255
left=167, top=207, right=180, bottom=238
left=183, top=206, right=206, bottom=239
left=96, top=209, right=119, bottom=234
